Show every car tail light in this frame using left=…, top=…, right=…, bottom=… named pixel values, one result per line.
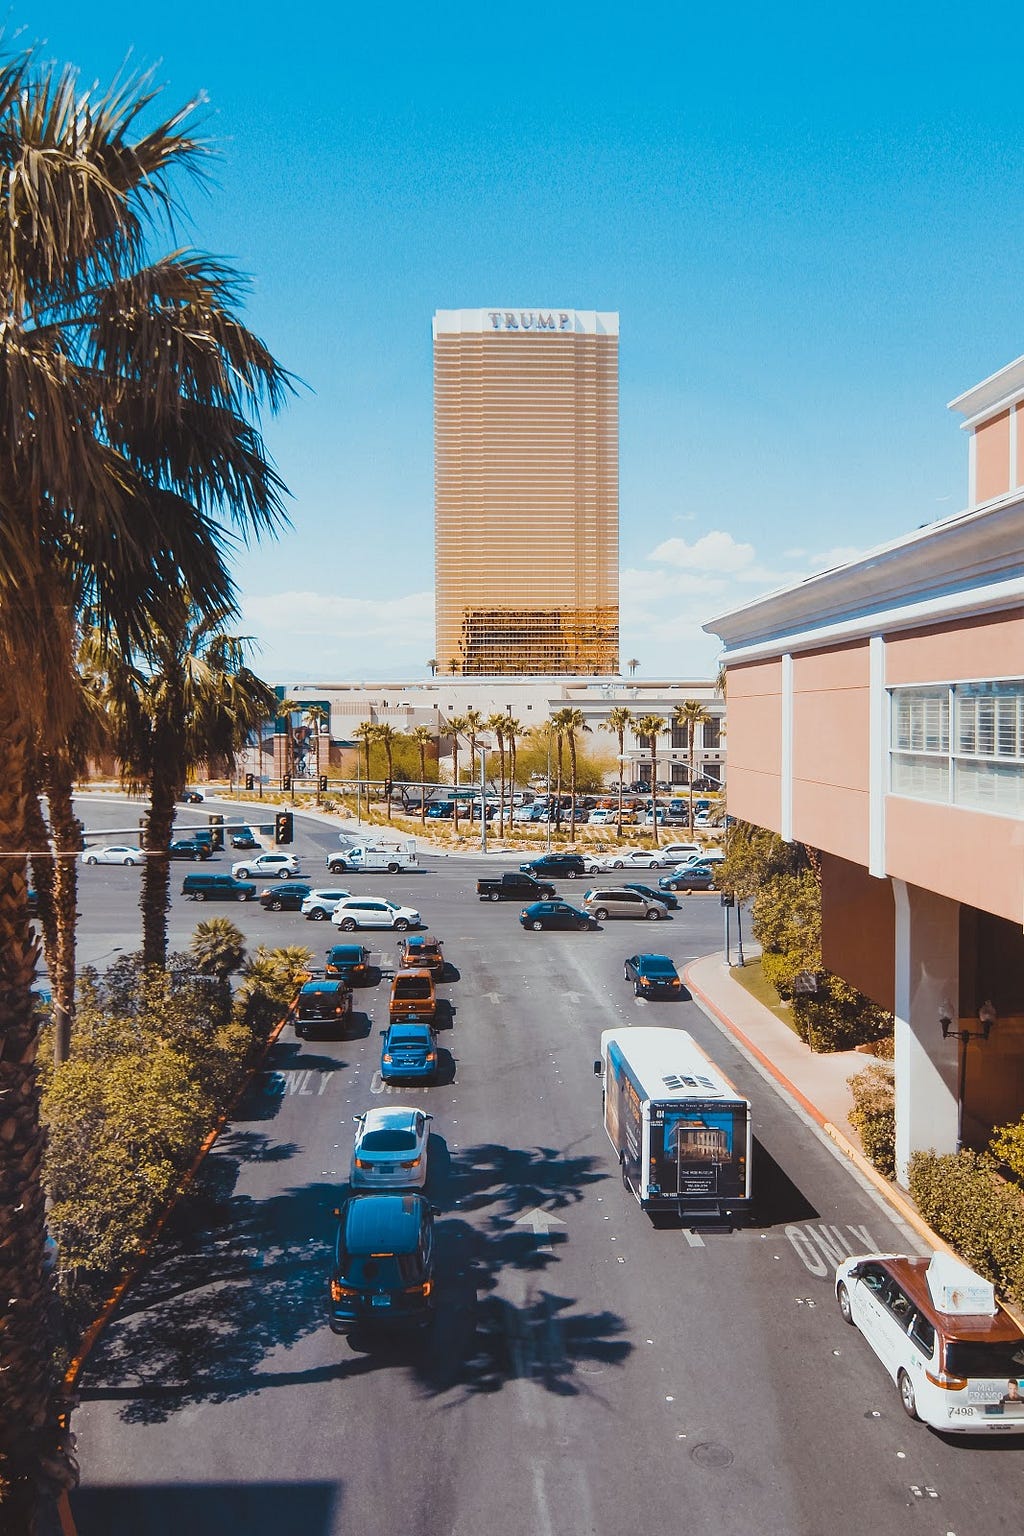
left=926, top=1368, right=968, bottom=1391
left=382, top=1053, right=393, bottom=1064
left=331, top=1280, right=357, bottom=1301
left=405, top=1280, right=432, bottom=1298
left=425, top=1052, right=436, bottom=1063
left=400, top=1157, right=422, bottom=1169
left=354, top=1158, right=372, bottom=1169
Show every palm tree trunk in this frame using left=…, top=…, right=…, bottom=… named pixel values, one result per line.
left=385, top=745, right=394, bottom=822
left=688, top=726, right=696, bottom=833
left=141, top=726, right=180, bottom=970
left=418, top=746, right=427, bottom=829
left=650, top=746, right=660, bottom=847
left=0, top=693, right=76, bottom=1527
left=452, top=741, right=460, bottom=833
left=568, top=735, right=577, bottom=840
left=497, top=738, right=506, bottom=837
left=39, top=757, right=83, bottom=1065
left=554, top=737, right=564, bottom=832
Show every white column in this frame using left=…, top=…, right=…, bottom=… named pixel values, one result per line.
left=868, top=635, right=886, bottom=878
left=780, top=652, right=793, bottom=843
left=893, top=879, right=961, bottom=1185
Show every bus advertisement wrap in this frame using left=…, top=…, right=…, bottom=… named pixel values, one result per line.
left=650, top=1102, right=747, bottom=1201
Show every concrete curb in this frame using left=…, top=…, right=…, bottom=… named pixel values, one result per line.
left=683, top=960, right=958, bottom=1258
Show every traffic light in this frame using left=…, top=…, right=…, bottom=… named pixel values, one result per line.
left=318, top=775, right=328, bottom=793
left=275, top=811, right=294, bottom=845
left=282, top=773, right=292, bottom=791
left=208, top=813, right=224, bottom=851
left=245, top=773, right=254, bottom=791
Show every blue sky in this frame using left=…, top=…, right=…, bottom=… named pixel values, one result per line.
left=19, top=3, right=1024, bottom=681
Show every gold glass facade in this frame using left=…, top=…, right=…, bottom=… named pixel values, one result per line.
left=434, top=308, right=619, bottom=675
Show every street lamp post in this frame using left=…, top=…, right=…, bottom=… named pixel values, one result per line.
left=940, top=1000, right=997, bottom=1152
left=479, top=746, right=488, bottom=855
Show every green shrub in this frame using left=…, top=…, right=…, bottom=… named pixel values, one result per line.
left=793, top=972, right=893, bottom=1053
left=908, top=1149, right=1024, bottom=1309
left=990, top=1115, right=1024, bottom=1185
left=847, top=1063, right=895, bottom=1176
left=43, top=942, right=303, bottom=1334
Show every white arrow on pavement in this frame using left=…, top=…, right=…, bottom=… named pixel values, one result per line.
left=514, top=1207, right=567, bottom=1253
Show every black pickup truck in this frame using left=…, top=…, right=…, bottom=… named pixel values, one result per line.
left=477, top=871, right=557, bottom=902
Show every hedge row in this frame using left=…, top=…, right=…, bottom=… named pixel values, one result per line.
left=908, top=1149, right=1024, bottom=1310
left=41, top=936, right=311, bottom=1336
left=847, top=1063, right=896, bottom=1178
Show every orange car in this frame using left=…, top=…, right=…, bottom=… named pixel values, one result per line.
left=389, top=968, right=437, bottom=1024
left=399, top=934, right=445, bottom=975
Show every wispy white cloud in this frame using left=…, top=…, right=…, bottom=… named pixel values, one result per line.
left=242, top=590, right=434, bottom=642
left=649, top=530, right=757, bottom=574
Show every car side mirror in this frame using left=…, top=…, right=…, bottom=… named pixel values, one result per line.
left=847, top=1262, right=864, bottom=1280
left=430, top=1205, right=442, bottom=1216
left=593, top=1059, right=602, bottom=1075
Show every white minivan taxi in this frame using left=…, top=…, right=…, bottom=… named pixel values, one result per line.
left=835, top=1251, right=1024, bottom=1433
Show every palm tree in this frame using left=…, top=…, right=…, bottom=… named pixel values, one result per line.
left=376, top=724, right=398, bottom=820
left=673, top=700, right=711, bottom=832
left=189, top=917, right=247, bottom=1016
left=633, top=714, right=665, bottom=847
left=447, top=658, right=459, bottom=675
left=504, top=716, right=523, bottom=803
left=715, top=662, right=727, bottom=698
left=426, top=659, right=438, bottom=677
left=486, top=713, right=508, bottom=835
left=0, top=51, right=291, bottom=1517
left=411, top=725, right=435, bottom=827
left=85, top=600, right=278, bottom=970
left=552, top=707, right=588, bottom=839
left=626, top=658, right=640, bottom=677
left=353, top=721, right=379, bottom=800
left=463, top=707, right=485, bottom=786
left=602, top=705, right=633, bottom=840
left=446, top=715, right=469, bottom=833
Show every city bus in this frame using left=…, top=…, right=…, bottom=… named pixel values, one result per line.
left=594, top=1027, right=753, bottom=1224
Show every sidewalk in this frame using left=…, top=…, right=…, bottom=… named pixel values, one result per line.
left=686, top=952, right=866, bottom=1142
left=684, top=951, right=954, bottom=1257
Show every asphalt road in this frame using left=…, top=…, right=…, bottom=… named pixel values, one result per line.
left=64, top=799, right=1023, bottom=1535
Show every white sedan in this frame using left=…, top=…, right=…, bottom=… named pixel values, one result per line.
left=332, top=897, right=421, bottom=931
left=80, top=845, right=143, bottom=867
left=231, top=852, right=301, bottom=879
left=350, top=1106, right=432, bottom=1189
left=595, top=848, right=665, bottom=871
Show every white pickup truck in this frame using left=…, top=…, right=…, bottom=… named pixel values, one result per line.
left=326, top=842, right=419, bottom=875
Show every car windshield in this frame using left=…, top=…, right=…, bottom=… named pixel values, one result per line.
left=944, top=1339, right=1024, bottom=1376
left=360, top=1130, right=418, bottom=1153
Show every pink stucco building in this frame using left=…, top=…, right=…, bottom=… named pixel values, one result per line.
left=706, top=354, right=1024, bottom=1182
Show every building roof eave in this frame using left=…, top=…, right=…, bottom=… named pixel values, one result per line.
left=704, top=497, right=1024, bottom=659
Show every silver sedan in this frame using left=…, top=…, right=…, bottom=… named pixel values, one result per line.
left=350, top=1106, right=432, bottom=1189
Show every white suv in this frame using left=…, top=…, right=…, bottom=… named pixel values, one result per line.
left=331, top=897, right=421, bottom=932
left=301, top=887, right=352, bottom=921
left=231, top=851, right=301, bottom=879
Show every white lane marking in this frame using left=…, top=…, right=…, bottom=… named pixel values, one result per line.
left=786, top=1222, right=878, bottom=1277
left=514, top=1207, right=567, bottom=1254
left=683, top=1229, right=705, bottom=1248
